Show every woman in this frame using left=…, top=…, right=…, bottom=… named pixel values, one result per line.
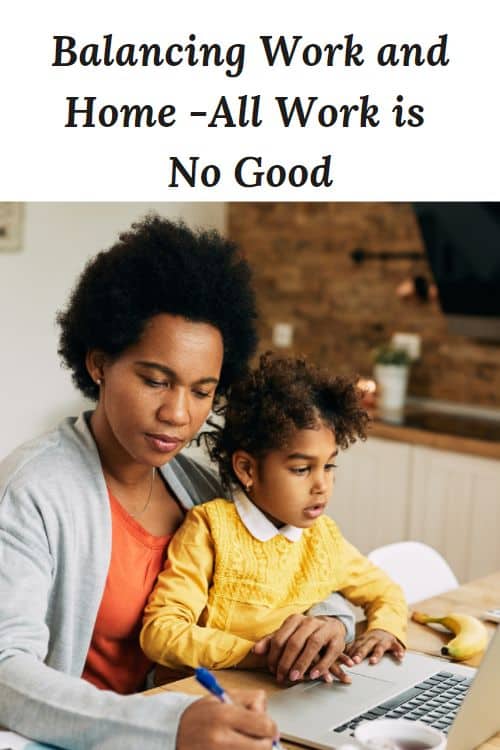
left=0, top=217, right=354, bottom=749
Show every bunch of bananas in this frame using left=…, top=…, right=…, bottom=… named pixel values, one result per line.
left=411, top=611, right=488, bottom=660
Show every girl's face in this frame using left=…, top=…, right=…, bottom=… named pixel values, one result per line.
left=87, top=313, right=224, bottom=469
left=247, top=423, right=338, bottom=529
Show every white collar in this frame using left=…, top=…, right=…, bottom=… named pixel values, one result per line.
left=233, top=490, right=303, bottom=543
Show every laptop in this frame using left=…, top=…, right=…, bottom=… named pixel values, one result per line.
left=268, top=626, right=500, bottom=750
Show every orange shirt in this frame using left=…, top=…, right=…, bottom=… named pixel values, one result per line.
left=83, top=491, right=173, bottom=694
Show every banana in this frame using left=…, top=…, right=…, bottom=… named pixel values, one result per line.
left=411, top=611, right=488, bottom=661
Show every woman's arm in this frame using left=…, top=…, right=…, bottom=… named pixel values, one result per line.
left=1, top=656, right=276, bottom=750
left=0, top=655, right=197, bottom=749
left=307, top=593, right=356, bottom=642
left=141, top=506, right=255, bottom=670
left=0, top=477, right=196, bottom=750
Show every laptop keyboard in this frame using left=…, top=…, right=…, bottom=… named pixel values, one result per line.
left=333, top=670, right=473, bottom=736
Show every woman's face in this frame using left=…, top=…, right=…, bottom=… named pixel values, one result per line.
left=88, top=314, right=224, bottom=468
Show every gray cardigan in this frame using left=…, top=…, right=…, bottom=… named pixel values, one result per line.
left=0, top=413, right=354, bottom=749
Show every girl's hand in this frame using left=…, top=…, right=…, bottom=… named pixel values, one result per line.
left=345, top=628, right=405, bottom=665
left=177, top=691, right=277, bottom=750
left=253, top=614, right=353, bottom=684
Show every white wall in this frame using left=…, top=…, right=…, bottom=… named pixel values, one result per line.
left=0, top=203, right=225, bottom=459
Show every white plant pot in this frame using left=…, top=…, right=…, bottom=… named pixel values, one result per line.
left=374, top=364, right=409, bottom=421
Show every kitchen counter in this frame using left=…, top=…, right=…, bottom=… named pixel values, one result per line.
left=370, top=408, right=500, bottom=460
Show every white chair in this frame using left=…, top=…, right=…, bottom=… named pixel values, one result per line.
left=368, top=541, right=459, bottom=604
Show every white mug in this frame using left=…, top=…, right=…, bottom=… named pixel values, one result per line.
left=339, top=718, right=446, bottom=749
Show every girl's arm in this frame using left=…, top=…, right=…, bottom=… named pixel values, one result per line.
left=335, top=535, right=408, bottom=646
left=140, top=506, right=255, bottom=670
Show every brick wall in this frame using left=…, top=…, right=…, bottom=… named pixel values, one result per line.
left=228, top=202, right=500, bottom=408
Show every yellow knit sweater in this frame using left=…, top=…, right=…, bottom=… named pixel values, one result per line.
left=140, top=498, right=407, bottom=670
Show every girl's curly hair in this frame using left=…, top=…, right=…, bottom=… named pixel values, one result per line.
left=203, top=352, right=369, bottom=491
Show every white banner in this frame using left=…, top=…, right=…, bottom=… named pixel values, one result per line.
left=0, top=0, right=498, bottom=200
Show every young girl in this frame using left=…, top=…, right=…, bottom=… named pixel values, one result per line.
left=141, top=353, right=407, bottom=683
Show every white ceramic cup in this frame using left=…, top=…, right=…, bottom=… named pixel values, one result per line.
left=339, top=718, right=446, bottom=749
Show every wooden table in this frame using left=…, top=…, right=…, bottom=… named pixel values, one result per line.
left=148, top=571, right=500, bottom=749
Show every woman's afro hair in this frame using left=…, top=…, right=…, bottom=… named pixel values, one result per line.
left=57, top=215, right=258, bottom=400
left=204, top=352, right=369, bottom=491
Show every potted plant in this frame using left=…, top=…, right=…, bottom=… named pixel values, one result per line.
left=373, top=344, right=412, bottom=421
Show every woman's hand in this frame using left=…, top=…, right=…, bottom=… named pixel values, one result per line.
left=345, top=628, right=405, bottom=665
left=176, top=690, right=277, bottom=750
left=253, top=614, right=353, bottom=684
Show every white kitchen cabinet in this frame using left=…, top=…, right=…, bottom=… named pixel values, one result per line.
left=329, top=437, right=412, bottom=555
left=408, top=445, right=500, bottom=582
left=331, top=436, right=500, bottom=582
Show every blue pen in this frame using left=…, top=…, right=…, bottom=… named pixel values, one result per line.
left=195, top=667, right=284, bottom=750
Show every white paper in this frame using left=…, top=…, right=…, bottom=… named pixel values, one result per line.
left=0, top=731, right=57, bottom=749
